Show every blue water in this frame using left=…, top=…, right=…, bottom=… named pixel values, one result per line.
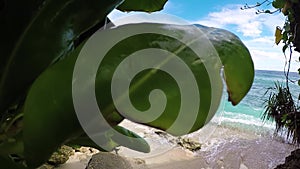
left=216, top=70, right=300, bottom=133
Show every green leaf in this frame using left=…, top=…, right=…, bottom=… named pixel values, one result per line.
left=23, top=44, right=124, bottom=168
left=23, top=23, right=253, bottom=166
left=281, top=114, right=288, bottom=122
left=287, top=12, right=295, bottom=22
left=117, top=0, right=168, bottom=12
left=283, top=22, right=291, bottom=32
left=112, top=126, right=150, bottom=153
left=282, top=31, right=289, bottom=42
left=272, top=0, right=286, bottom=8
left=22, top=46, right=83, bottom=168
left=196, top=25, right=254, bottom=105
left=67, top=126, right=150, bottom=153
left=283, top=44, right=289, bottom=53
left=0, top=0, right=123, bottom=114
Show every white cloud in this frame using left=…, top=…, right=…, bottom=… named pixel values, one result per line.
left=193, top=4, right=298, bottom=71
left=243, top=36, right=276, bottom=52
left=243, top=36, right=299, bottom=72
left=194, top=5, right=285, bottom=38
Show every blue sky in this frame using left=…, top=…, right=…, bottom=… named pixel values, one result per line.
left=108, top=0, right=298, bottom=71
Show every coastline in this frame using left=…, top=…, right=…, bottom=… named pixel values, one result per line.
left=54, top=119, right=296, bottom=169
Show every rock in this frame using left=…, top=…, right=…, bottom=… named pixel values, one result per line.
left=130, top=158, right=148, bottom=169
left=76, top=147, right=98, bottom=154
left=87, top=152, right=132, bottom=169
left=47, top=145, right=74, bottom=166
left=176, top=137, right=201, bottom=152
left=154, top=130, right=202, bottom=152
left=275, top=149, right=300, bottom=169
left=86, top=152, right=148, bottom=169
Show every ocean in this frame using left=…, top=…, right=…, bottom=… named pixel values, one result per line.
left=214, top=69, right=300, bottom=136
left=186, top=69, right=299, bottom=168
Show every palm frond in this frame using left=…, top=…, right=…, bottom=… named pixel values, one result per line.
left=262, top=82, right=300, bottom=144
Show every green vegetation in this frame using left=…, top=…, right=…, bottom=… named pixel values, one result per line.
left=243, top=0, right=300, bottom=144
left=0, top=0, right=254, bottom=168
left=262, top=83, right=300, bottom=143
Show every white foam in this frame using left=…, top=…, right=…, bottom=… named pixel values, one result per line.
left=212, top=111, right=275, bottom=130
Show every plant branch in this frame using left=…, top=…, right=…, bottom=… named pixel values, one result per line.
left=241, top=0, right=272, bottom=10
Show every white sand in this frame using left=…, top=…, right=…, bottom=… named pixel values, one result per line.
left=55, top=120, right=296, bottom=169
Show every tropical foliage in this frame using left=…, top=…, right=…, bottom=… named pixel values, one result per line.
left=0, top=0, right=254, bottom=168
left=243, top=0, right=300, bottom=144
left=262, top=83, right=300, bottom=143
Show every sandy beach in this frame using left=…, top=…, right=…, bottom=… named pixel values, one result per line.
left=53, top=118, right=296, bottom=169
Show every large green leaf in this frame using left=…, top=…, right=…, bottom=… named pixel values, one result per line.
left=117, top=0, right=168, bottom=12
left=0, top=0, right=123, bottom=113
left=22, top=44, right=124, bottom=168
left=23, top=23, right=253, bottom=167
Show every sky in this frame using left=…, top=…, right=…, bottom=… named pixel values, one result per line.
left=108, top=0, right=299, bottom=72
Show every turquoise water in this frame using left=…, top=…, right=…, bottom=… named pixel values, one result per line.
left=216, top=70, right=300, bottom=133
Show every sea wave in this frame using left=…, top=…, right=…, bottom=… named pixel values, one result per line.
left=210, top=111, right=276, bottom=138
